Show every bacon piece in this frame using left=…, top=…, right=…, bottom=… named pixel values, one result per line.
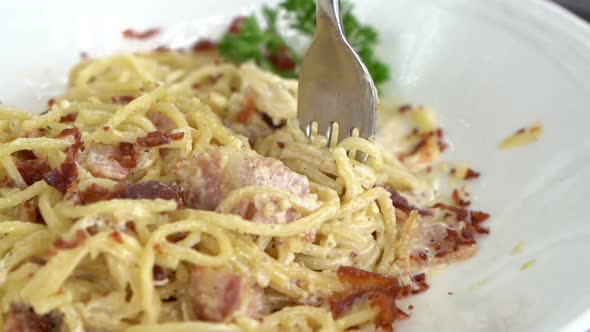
left=59, top=113, right=77, bottom=123
left=154, top=45, right=170, bottom=53
left=122, top=27, right=160, bottom=40
left=383, top=186, right=432, bottom=216
left=116, top=180, right=182, bottom=206
left=43, top=135, right=81, bottom=194
left=18, top=198, right=44, bottom=224
left=15, top=150, right=37, bottom=161
left=115, top=142, right=138, bottom=169
left=53, top=230, right=87, bottom=250
left=78, top=145, right=129, bottom=181
left=465, top=168, right=480, bottom=180
left=432, top=203, right=469, bottom=221
left=329, top=266, right=410, bottom=332
left=4, top=303, right=62, bottom=332
left=188, top=266, right=265, bottom=322
left=470, top=210, right=491, bottom=234
left=228, top=17, right=246, bottom=34
left=111, top=96, right=135, bottom=104
left=57, top=127, right=79, bottom=138
left=266, top=45, right=296, bottom=72
left=136, top=131, right=184, bottom=147
left=192, top=39, right=217, bottom=52
left=236, top=96, right=257, bottom=123
left=153, top=265, right=169, bottom=283
left=399, top=104, right=412, bottom=114
left=78, top=184, right=113, bottom=204
left=369, top=292, right=409, bottom=331
left=16, top=159, right=51, bottom=186
left=175, top=148, right=313, bottom=223
left=337, top=266, right=399, bottom=289
left=452, top=189, right=471, bottom=207
left=147, top=112, right=176, bottom=133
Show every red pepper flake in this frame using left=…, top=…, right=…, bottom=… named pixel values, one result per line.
left=59, top=113, right=77, bottom=123
left=191, top=82, right=201, bottom=90
left=137, top=131, right=183, bottom=147
left=228, top=17, right=246, bottom=34
left=408, top=305, right=414, bottom=310
left=154, top=45, right=170, bottom=53
left=237, top=97, right=256, bottom=123
left=53, top=230, right=87, bottom=250
left=47, top=98, right=56, bottom=108
left=516, top=128, right=526, bottom=135
left=399, top=104, right=412, bottom=114
left=465, top=168, right=480, bottom=180
left=102, top=126, right=109, bottom=132
left=122, top=27, right=161, bottom=40
left=266, top=45, right=297, bottom=72
left=192, top=39, right=217, bottom=52
left=276, top=141, right=286, bottom=149
left=110, top=231, right=124, bottom=244
left=438, top=142, right=449, bottom=152
left=57, top=127, right=79, bottom=138
left=111, top=96, right=135, bottom=104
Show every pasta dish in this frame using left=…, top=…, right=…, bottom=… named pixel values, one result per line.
left=0, top=43, right=489, bottom=331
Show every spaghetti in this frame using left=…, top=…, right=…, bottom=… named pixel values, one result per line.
left=0, top=47, right=489, bottom=332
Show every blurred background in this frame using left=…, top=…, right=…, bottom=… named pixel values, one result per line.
left=554, top=0, right=590, bottom=21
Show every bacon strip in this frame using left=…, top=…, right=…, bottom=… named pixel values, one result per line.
left=329, top=266, right=419, bottom=332
left=4, top=303, right=62, bottom=332
left=16, top=159, right=51, bottom=186
left=59, top=113, right=77, bottom=123
left=122, top=27, right=160, bottom=40
left=383, top=186, right=432, bottom=216
left=137, top=131, right=185, bottom=147
left=192, top=39, right=217, bottom=52
left=43, top=133, right=82, bottom=194
left=53, top=230, right=87, bottom=250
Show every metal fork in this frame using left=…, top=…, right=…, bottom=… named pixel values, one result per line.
left=297, top=0, right=378, bottom=144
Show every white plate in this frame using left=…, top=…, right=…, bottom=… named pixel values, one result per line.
left=1, top=0, right=590, bottom=331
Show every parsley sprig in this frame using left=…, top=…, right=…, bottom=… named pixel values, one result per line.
left=217, top=0, right=390, bottom=91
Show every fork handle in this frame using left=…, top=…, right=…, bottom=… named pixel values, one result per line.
left=316, top=0, right=344, bottom=37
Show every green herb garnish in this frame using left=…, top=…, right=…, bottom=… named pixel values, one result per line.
left=217, top=0, right=390, bottom=91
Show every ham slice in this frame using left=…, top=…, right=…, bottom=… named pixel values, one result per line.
left=188, top=266, right=265, bottom=322
left=78, top=145, right=129, bottom=181
left=175, top=148, right=315, bottom=223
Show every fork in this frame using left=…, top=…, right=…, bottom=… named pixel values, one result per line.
left=297, top=0, right=378, bottom=145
